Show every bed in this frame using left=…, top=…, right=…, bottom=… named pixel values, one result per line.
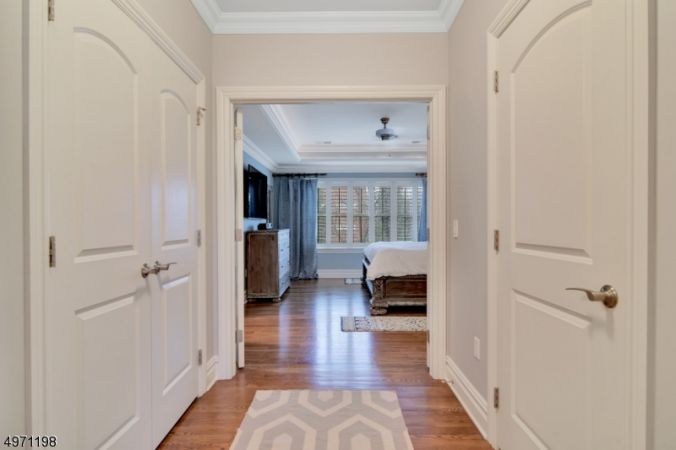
left=361, top=241, right=427, bottom=315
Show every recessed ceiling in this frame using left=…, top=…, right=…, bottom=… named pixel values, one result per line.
left=240, top=102, right=428, bottom=173
left=191, top=0, right=464, bottom=34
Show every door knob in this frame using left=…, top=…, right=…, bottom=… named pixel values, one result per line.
left=154, top=261, right=177, bottom=272
left=141, top=263, right=158, bottom=278
left=565, top=285, right=618, bottom=309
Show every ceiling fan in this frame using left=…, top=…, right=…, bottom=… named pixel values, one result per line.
left=375, top=117, right=398, bottom=141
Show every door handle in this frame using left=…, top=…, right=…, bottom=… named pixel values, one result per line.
left=154, top=261, right=177, bottom=272
left=565, top=285, right=618, bottom=309
left=141, top=263, right=159, bottom=278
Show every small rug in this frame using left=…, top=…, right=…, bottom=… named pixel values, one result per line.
left=230, top=390, right=413, bottom=450
left=341, top=316, right=427, bottom=332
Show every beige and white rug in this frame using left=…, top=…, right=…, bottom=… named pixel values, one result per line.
left=341, top=316, right=427, bottom=332
left=230, top=390, right=414, bottom=450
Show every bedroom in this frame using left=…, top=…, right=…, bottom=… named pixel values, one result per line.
left=238, top=101, right=430, bottom=325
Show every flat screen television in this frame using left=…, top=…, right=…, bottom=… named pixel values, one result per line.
left=244, top=165, right=268, bottom=219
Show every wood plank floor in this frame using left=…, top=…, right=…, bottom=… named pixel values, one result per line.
left=159, top=279, right=491, bottom=449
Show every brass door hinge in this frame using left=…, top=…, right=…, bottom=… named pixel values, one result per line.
left=197, top=349, right=203, bottom=366
left=234, top=126, right=243, bottom=141
left=494, top=387, right=500, bottom=409
left=494, top=229, right=500, bottom=252
left=196, top=229, right=202, bottom=247
left=48, top=0, right=55, bottom=21
left=494, top=70, right=499, bottom=93
left=48, top=236, right=56, bottom=267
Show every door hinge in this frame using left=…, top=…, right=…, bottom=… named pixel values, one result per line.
left=47, top=0, right=55, bottom=21
left=48, top=236, right=56, bottom=267
left=426, top=330, right=430, bottom=343
left=235, top=228, right=243, bottom=242
left=494, top=229, right=500, bottom=252
left=196, top=107, right=206, bottom=126
left=197, top=349, right=203, bottom=366
left=196, top=229, right=202, bottom=247
left=236, top=329, right=243, bottom=343
left=493, top=70, right=499, bottom=93
left=234, top=126, right=243, bottom=141
left=493, top=387, right=500, bottom=409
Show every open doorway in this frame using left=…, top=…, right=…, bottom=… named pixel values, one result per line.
left=235, top=101, right=431, bottom=371
left=215, top=86, right=448, bottom=382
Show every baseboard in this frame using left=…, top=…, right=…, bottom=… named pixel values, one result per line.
left=206, top=355, right=219, bottom=392
left=317, top=269, right=362, bottom=279
left=445, top=356, right=488, bottom=438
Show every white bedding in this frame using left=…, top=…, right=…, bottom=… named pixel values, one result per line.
left=363, top=241, right=428, bottom=280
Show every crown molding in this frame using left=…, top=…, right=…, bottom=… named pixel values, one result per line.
left=274, top=160, right=427, bottom=174
left=243, top=135, right=279, bottom=172
left=298, top=143, right=427, bottom=155
left=260, top=105, right=302, bottom=160
left=191, top=0, right=464, bottom=35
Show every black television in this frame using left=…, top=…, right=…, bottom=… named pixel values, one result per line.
left=244, top=165, right=268, bottom=219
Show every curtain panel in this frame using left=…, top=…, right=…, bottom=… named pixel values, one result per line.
left=272, top=176, right=319, bottom=280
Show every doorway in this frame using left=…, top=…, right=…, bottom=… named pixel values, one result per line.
left=213, top=86, right=448, bottom=381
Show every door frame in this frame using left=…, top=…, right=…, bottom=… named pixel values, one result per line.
left=214, top=85, right=448, bottom=380
left=24, top=0, right=210, bottom=433
left=485, top=0, right=652, bottom=447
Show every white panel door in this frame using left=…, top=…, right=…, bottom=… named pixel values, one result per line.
left=496, top=0, right=630, bottom=449
left=235, top=110, right=246, bottom=368
left=44, top=0, right=156, bottom=448
left=149, top=52, right=200, bottom=447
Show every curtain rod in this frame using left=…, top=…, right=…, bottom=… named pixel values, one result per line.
left=273, top=173, right=327, bottom=177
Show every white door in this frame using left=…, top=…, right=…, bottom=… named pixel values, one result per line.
left=149, top=52, right=200, bottom=447
left=44, top=0, right=198, bottom=448
left=45, top=2, right=155, bottom=448
left=235, top=110, right=246, bottom=368
left=495, top=0, right=631, bottom=449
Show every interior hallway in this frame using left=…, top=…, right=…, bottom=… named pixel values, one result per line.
left=159, top=279, right=490, bottom=449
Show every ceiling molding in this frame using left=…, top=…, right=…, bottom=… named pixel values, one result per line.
left=274, top=161, right=427, bottom=174
left=260, top=105, right=301, bottom=160
left=298, top=143, right=427, bottom=154
left=191, top=0, right=465, bottom=34
left=243, top=135, right=279, bottom=172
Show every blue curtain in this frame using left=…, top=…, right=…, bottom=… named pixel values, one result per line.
left=418, top=177, right=428, bottom=242
left=272, top=176, right=318, bottom=280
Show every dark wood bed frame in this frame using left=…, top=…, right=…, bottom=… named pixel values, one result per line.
left=361, top=257, right=427, bottom=315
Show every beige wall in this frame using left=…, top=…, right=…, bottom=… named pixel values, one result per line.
left=446, top=0, right=509, bottom=399
left=212, top=34, right=448, bottom=86
left=0, top=0, right=25, bottom=436
left=652, top=0, right=676, bottom=447
left=135, top=0, right=218, bottom=360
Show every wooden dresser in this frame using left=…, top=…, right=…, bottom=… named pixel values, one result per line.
left=245, top=229, right=290, bottom=302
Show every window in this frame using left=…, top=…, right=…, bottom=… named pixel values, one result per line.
left=330, top=186, right=348, bottom=243
left=317, top=187, right=327, bottom=244
left=317, top=179, right=423, bottom=247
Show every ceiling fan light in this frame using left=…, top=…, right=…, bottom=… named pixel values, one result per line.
left=375, top=116, right=398, bottom=141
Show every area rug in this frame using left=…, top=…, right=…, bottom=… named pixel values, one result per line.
left=341, top=316, right=427, bottom=332
left=230, top=390, right=414, bottom=450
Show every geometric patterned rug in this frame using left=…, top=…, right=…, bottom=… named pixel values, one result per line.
left=230, top=390, right=414, bottom=450
left=341, top=316, right=427, bottom=332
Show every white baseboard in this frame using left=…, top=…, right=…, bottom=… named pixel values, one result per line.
left=445, top=356, right=488, bottom=438
left=317, top=269, right=362, bottom=279
left=206, top=355, right=219, bottom=392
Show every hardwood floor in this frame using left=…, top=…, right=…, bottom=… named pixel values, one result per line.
left=159, top=279, right=491, bottom=449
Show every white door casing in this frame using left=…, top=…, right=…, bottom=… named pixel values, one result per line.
left=43, top=0, right=200, bottom=447
left=235, top=110, right=246, bottom=368
left=494, top=0, right=634, bottom=449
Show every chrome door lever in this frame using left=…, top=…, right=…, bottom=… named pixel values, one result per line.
left=565, top=285, right=618, bottom=309
left=141, top=263, right=159, bottom=278
left=154, top=261, right=177, bottom=272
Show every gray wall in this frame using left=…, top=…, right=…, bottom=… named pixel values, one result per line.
left=446, top=0, right=509, bottom=400
left=0, top=0, right=25, bottom=435
left=651, top=0, right=676, bottom=447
